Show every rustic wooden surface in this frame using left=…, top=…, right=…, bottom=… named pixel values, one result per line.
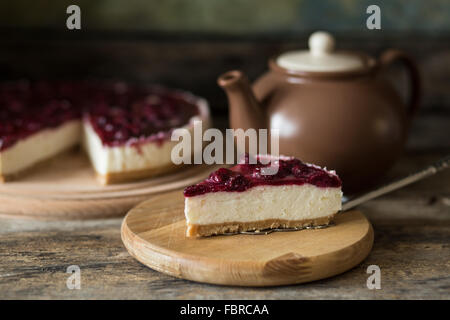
left=0, top=148, right=221, bottom=219
left=0, top=149, right=448, bottom=299
left=122, top=194, right=373, bottom=286
left=0, top=35, right=449, bottom=299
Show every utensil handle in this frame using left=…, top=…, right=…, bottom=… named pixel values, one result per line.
left=380, top=49, right=421, bottom=121
left=342, top=155, right=450, bottom=211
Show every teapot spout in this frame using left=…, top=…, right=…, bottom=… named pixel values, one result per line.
left=218, top=70, right=265, bottom=131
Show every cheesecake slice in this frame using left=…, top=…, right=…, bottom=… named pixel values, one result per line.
left=0, top=81, right=82, bottom=182
left=184, top=154, right=342, bottom=237
left=83, top=84, right=210, bottom=184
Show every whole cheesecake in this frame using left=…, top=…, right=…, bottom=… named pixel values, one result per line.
left=83, top=83, right=210, bottom=184
left=0, top=81, right=210, bottom=184
left=184, top=154, right=342, bottom=237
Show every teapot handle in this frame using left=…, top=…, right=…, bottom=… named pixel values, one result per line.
left=379, top=49, right=421, bottom=121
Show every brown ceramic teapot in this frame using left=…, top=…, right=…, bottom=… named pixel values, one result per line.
left=218, top=31, right=420, bottom=191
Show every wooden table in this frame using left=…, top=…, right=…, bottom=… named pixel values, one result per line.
left=0, top=33, right=449, bottom=300
left=0, top=148, right=448, bottom=300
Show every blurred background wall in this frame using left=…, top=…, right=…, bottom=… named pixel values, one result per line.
left=0, top=0, right=449, bottom=149
left=1, top=0, right=449, bottom=35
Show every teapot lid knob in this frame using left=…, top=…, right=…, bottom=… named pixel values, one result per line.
left=309, top=31, right=335, bottom=56
left=276, top=31, right=368, bottom=73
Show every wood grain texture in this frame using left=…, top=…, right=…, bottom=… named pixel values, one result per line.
left=0, top=34, right=448, bottom=297
left=0, top=149, right=221, bottom=219
left=0, top=149, right=448, bottom=299
left=121, top=190, right=373, bottom=286
left=0, top=147, right=448, bottom=298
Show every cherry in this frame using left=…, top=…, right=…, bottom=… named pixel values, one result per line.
left=309, top=173, right=342, bottom=188
left=292, top=164, right=316, bottom=178
left=225, top=175, right=251, bottom=191
left=251, top=166, right=276, bottom=180
left=183, top=184, right=210, bottom=197
left=207, top=168, right=233, bottom=184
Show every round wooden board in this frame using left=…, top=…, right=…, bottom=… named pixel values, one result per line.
left=121, top=190, right=374, bottom=287
left=0, top=149, right=220, bottom=220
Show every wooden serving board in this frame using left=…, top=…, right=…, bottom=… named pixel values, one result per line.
left=0, top=149, right=220, bottom=220
left=121, top=190, right=374, bottom=286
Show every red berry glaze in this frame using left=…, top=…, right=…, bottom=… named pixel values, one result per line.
left=183, top=154, right=342, bottom=197
left=85, top=83, right=200, bottom=147
left=0, top=81, right=201, bottom=151
left=0, top=81, right=82, bottom=151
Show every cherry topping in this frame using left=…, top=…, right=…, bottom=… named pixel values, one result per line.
left=207, top=168, right=233, bottom=184
left=183, top=154, right=342, bottom=197
left=251, top=166, right=276, bottom=180
left=0, top=81, right=201, bottom=151
left=226, top=175, right=251, bottom=191
left=0, top=81, right=82, bottom=151
left=86, top=83, right=200, bottom=147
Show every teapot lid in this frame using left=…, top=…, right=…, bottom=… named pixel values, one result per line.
left=276, top=31, right=366, bottom=73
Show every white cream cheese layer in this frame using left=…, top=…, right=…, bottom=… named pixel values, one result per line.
left=185, top=184, right=342, bottom=225
left=0, top=120, right=81, bottom=175
left=82, top=119, right=200, bottom=175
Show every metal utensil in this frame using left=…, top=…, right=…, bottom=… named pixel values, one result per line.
left=223, top=155, right=450, bottom=236
left=342, top=154, right=449, bottom=211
